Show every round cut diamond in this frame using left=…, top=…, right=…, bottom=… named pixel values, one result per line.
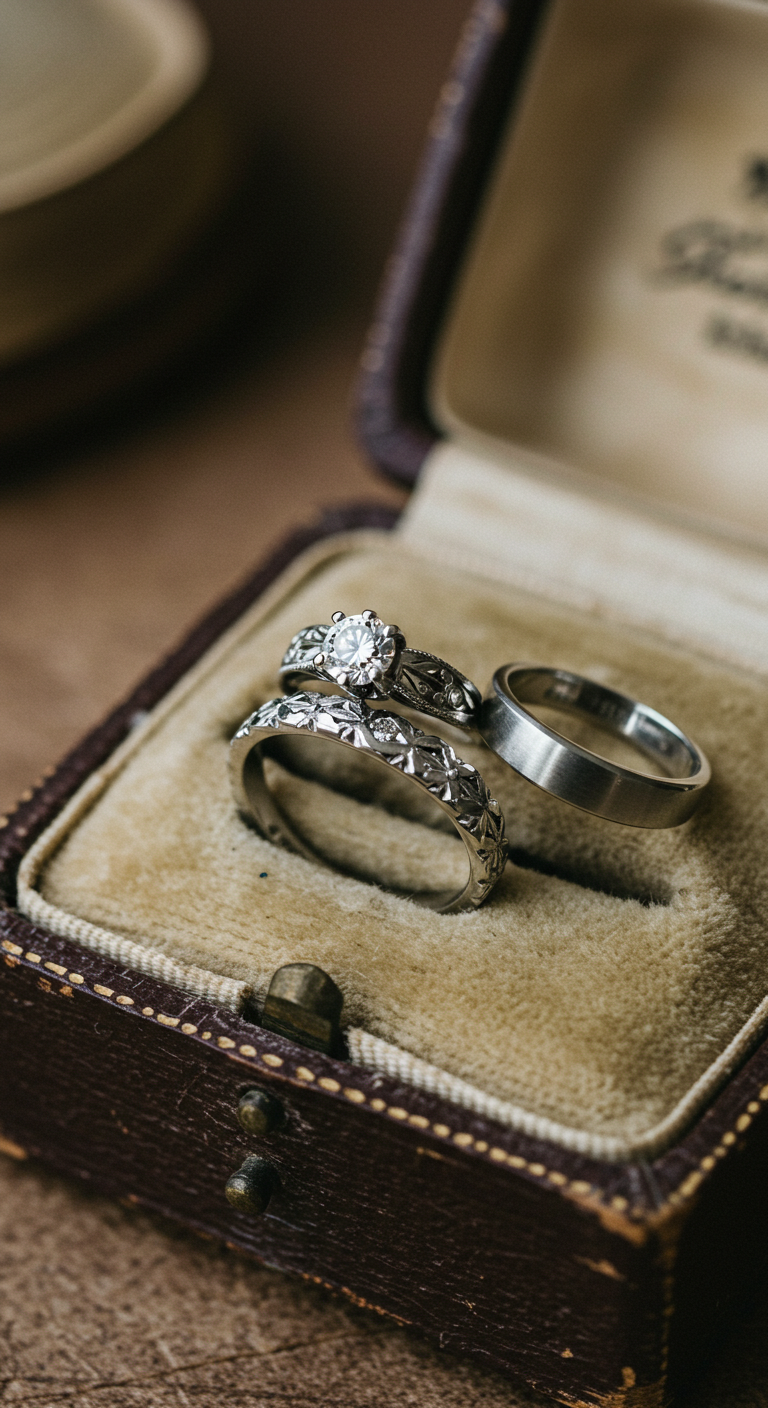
left=325, top=613, right=397, bottom=690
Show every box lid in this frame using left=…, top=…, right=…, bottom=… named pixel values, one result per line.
left=358, top=0, right=768, bottom=553
left=356, top=0, right=535, bottom=485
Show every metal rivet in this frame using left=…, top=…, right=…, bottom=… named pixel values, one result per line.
left=225, top=1155, right=279, bottom=1215
left=260, top=963, right=343, bottom=1055
left=237, top=1087, right=283, bottom=1137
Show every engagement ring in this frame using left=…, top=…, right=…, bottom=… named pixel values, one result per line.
left=279, top=611, right=481, bottom=730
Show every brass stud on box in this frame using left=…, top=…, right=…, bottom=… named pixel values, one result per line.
left=237, top=1087, right=283, bottom=1137
left=225, top=1155, right=279, bottom=1215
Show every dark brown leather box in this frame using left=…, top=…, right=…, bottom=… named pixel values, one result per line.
left=5, top=2, right=768, bottom=1405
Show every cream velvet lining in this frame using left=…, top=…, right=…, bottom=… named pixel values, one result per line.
left=18, top=530, right=768, bottom=1160
left=432, top=0, right=768, bottom=547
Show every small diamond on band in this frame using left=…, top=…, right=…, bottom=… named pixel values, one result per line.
left=370, top=715, right=401, bottom=741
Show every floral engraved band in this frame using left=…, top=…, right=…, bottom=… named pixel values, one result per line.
left=279, top=611, right=482, bottom=730
left=230, top=692, right=507, bottom=913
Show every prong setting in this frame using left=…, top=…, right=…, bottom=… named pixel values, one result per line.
left=320, top=610, right=399, bottom=694
left=279, top=616, right=480, bottom=729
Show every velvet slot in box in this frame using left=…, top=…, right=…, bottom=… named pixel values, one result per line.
left=4, top=0, right=768, bottom=1403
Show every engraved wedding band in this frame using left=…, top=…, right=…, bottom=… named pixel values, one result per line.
left=230, top=691, right=507, bottom=912
left=480, top=665, right=710, bottom=828
left=280, top=610, right=481, bottom=730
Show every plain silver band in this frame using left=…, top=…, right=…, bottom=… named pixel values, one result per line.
left=279, top=625, right=482, bottom=730
left=230, top=692, right=507, bottom=913
left=479, top=665, right=711, bottom=828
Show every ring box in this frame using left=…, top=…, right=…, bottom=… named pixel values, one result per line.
left=4, top=1, right=768, bottom=1403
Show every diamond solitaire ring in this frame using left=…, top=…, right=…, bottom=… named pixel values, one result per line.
left=279, top=611, right=482, bottom=730
left=230, top=692, right=507, bottom=913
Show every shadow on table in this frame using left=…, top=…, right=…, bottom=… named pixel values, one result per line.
left=0, top=130, right=361, bottom=486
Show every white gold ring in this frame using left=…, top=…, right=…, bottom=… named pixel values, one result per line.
left=480, top=664, right=711, bottom=828
left=230, top=691, right=508, bottom=912
left=279, top=611, right=481, bottom=730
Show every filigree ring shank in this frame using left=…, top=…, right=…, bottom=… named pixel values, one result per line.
left=279, top=611, right=482, bottom=730
left=230, top=692, right=507, bottom=913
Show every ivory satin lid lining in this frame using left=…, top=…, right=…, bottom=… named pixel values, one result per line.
left=430, top=0, right=768, bottom=546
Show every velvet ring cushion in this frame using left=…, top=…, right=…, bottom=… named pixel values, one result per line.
left=17, top=536, right=768, bottom=1159
left=480, top=664, right=711, bottom=827
left=229, top=691, right=508, bottom=914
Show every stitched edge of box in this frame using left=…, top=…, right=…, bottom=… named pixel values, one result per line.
left=346, top=1020, right=768, bottom=1163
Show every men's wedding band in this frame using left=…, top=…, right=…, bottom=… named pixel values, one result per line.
left=230, top=691, right=507, bottom=913
left=279, top=610, right=481, bottom=730
left=479, top=665, right=710, bottom=828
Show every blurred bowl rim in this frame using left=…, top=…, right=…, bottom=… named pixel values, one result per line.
left=0, top=0, right=210, bottom=214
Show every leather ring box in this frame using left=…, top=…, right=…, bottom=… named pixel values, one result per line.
left=5, top=2, right=768, bottom=1404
